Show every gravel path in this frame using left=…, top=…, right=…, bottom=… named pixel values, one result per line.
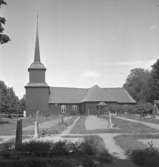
left=60, top=117, right=80, bottom=136
left=85, top=115, right=126, bottom=159
left=117, top=116, right=159, bottom=130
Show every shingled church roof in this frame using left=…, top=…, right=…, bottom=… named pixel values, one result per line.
left=48, top=85, right=136, bottom=104
left=49, top=87, right=87, bottom=104
left=81, top=85, right=116, bottom=102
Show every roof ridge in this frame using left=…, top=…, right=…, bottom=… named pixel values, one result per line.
left=81, top=85, right=117, bottom=102
left=50, top=86, right=88, bottom=89
left=104, top=87, right=123, bottom=89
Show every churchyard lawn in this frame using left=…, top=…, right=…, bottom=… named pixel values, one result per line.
left=0, top=115, right=77, bottom=144
left=120, top=113, right=159, bottom=124
left=67, top=115, right=159, bottom=155
left=70, top=116, right=158, bottom=134
left=0, top=116, right=58, bottom=136
left=1, top=114, right=159, bottom=166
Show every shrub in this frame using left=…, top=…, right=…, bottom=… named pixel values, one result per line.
left=81, top=157, right=96, bottom=167
left=107, top=102, right=153, bottom=115
left=0, top=158, right=76, bottom=167
left=83, top=136, right=106, bottom=154
left=78, top=136, right=104, bottom=155
left=0, top=136, right=113, bottom=165
left=50, top=141, right=68, bottom=155
left=78, top=141, right=94, bottom=155
left=64, top=142, right=79, bottom=154
left=15, top=141, right=51, bottom=153
left=128, top=146, right=159, bottom=167
left=95, top=150, right=113, bottom=163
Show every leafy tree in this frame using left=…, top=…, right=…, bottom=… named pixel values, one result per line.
left=0, top=80, right=20, bottom=114
left=19, top=95, right=25, bottom=112
left=0, top=0, right=10, bottom=44
left=124, top=68, right=153, bottom=102
left=0, top=80, right=8, bottom=112
left=6, top=87, right=20, bottom=113
left=151, top=59, right=159, bottom=100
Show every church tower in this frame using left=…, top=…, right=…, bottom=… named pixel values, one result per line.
left=25, top=18, right=50, bottom=116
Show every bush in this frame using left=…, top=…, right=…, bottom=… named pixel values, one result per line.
left=50, top=141, right=68, bottom=155
left=81, top=157, right=96, bottom=167
left=78, top=136, right=105, bottom=155
left=95, top=150, right=113, bottom=163
left=15, top=141, right=51, bottom=153
left=0, top=137, right=113, bottom=166
left=0, top=158, right=76, bottom=167
left=128, top=146, right=159, bottom=167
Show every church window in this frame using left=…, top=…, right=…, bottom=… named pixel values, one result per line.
left=72, top=105, right=78, bottom=111
left=61, top=105, right=66, bottom=113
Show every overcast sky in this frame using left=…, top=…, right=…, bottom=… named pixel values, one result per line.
left=1, top=0, right=159, bottom=98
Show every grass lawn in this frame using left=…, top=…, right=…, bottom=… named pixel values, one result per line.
left=1, top=115, right=157, bottom=136
left=39, top=116, right=77, bottom=136
left=70, top=116, right=158, bottom=134
left=0, top=115, right=60, bottom=136
left=112, top=117, right=158, bottom=133
left=114, top=134, right=159, bottom=152
left=0, top=116, right=77, bottom=150
left=121, top=114, right=159, bottom=124
left=0, top=116, right=77, bottom=137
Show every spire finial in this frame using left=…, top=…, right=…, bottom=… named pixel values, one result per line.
left=34, top=14, right=40, bottom=63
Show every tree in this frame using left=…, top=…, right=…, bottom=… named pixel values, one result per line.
left=19, top=95, right=25, bottom=112
left=0, top=0, right=10, bottom=44
left=151, top=59, right=159, bottom=100
left=0, top=80, right=9, bottom=112
left=0, top=80, right=20, bottom=114
left=6, top=87, right=20, bottom=113
left=124, top=68, right=153, bottom=102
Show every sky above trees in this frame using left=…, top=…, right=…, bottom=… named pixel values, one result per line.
left=1, top=0, right=159, bottom=98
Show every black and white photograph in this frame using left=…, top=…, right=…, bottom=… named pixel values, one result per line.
left=1, top=0, right=159, bottom=166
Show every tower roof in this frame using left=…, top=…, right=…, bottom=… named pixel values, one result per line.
left=29, top=16, right=46, bottom=70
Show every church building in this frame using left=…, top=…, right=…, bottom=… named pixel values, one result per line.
left=25, top=22, right=136, bottom=116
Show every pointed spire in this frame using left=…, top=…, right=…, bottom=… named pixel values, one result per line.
left=34, top=14, right=40, bottom=63
left=28, top=14, right=46, bottom=70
